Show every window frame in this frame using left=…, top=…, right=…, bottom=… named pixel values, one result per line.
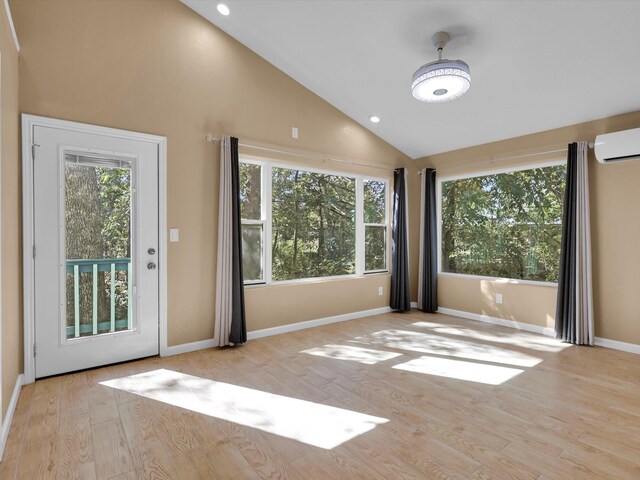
left=436, top=159, right=566, bottom=287
left=240, top=156, right=391, bottom=286
left=239, top=158, right=267, bottom=285
left=362, top=179, right=390, bottom=274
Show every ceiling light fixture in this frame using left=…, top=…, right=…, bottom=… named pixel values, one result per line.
left=411, top=31, right=471, bottom=103
left=217, top=3, right=230, bottom=16
left=369, top=116, right=381, bottom=123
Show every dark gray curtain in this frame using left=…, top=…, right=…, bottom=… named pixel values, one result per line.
left=390, top=168, right=410, bottom=311
left=216, top=136, right=246, bottom=346
left=555, top=141, right=594, bottom=344
left=419, top=168, right=438, bottom=312
left=228, top=137, right=247, bottom=344
left=555, top=143, right=577, bottom=342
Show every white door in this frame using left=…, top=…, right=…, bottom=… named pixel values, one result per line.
left=33, top=125, right=159, bottom=378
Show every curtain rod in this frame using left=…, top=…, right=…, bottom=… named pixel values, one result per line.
left=417, top=142, right=595, bottom=174
left=206, top=134, right=397, bottom=173
left=417, top=147, right=566, bottom=175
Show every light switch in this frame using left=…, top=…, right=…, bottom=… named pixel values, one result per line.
left=170, top=228, right=179, bottom=242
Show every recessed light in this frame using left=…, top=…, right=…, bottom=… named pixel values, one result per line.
left=369, top=116, right=381, bottom=123
left=217, top=3, right=230, bottom=16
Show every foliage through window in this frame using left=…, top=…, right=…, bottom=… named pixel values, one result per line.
left=239, top=160, right=389, bottom=283
left=440, top=164, right=566, bottom=282
left=272, top=167, right=356, bottom=280
left=65, top=160, right=131, bottom=335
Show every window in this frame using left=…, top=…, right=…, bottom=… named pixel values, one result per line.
left=239, top=162, right=264, bottom=283
left=363, top=179, right=387, bottom=272
left=439, top=163, right=566, bottom=283
left=272, top=167, right=356, bottom=280
left=239, top=159, right=389, bottom=284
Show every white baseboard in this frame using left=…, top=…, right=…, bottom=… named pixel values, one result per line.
left=162, top=338, right=216, bottom=356
left=433, top=307, right=640, bottom=355
left=0, top=374, right=23, bottom=461
left=247, top=306, right=392, bottom=340
left=163, top=304, right=640, bottom=357
left=594, top=337, right=640, bottom=355
left=163, top=303, right=640, bottom=358
left=162, top=306, right=393, bottom=356
left=436, top=307, right=556, bottom=337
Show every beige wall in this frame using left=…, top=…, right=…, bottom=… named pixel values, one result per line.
left=438, top=276, right=557, bottom=330
left=247, top=275, right=391, bottom=331
left=1, top=2, right=21, bottom=420
left=413, top=111, right=640, bottom=345
left=10, top=0, right=409, bottom=347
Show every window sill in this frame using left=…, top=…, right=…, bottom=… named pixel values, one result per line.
left=364, top=269, right=389, bottom=275
left=438, top=272, right=558, bottom=287
left=244, top=272, right=390, bottom=289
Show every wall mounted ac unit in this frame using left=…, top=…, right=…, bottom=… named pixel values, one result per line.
left=594, top=127, right=640, bottom=164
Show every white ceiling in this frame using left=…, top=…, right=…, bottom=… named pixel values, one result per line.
left=181, top=0, right=640, bottom=159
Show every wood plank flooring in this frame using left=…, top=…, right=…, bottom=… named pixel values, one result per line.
left=2, top=311, right=640, bottom=479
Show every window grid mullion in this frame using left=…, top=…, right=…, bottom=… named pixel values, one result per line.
left=355, top=177, right=364, bottom=276
left=264, top=163, right=273, bottom=284
left=364, top=223, right=387, bottom=228
left=386, top=178, right=392, bottom=272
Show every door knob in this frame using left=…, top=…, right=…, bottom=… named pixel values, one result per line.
left=147, top=262, right=157, bottom=270
left=148, top=248, right=156, bottom=255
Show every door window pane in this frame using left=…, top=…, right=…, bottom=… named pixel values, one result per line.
left=65, top=154, right=132, bottom=339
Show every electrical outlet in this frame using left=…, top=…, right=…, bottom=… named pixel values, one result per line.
left=496, top=293, right=503, bottom=304
left=378, top=286, right=384, bottom=296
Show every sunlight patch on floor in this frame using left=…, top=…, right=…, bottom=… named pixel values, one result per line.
left=393, top=356, right=524, bottom=385
left=300, top=344, right=402, bottom=364
left=359, top=329, right=542, bottom=367
left=410, top=321, right=570, bottom=353
left=101, top=369, right=388, bottom=449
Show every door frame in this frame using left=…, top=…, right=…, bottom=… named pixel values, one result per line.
left=22, top=114, right=169, bottom=384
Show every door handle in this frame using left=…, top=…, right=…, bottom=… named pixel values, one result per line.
left=148, top=248, right=156, bottom=255
left=147, top=262, right=157, bottom=270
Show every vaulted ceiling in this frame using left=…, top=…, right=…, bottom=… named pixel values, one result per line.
left=182, top=0, right=640, bottom=159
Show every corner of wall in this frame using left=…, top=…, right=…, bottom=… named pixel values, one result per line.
left=0, top=374, right=22, bottom=461
left=1, top=0, right=23, bottom=425
left=3, top=0, right=20, bottom=52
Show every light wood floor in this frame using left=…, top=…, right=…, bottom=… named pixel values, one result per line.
left=2, top=311, right=640, bottom=479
